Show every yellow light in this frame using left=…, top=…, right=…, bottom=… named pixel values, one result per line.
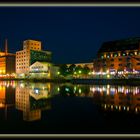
left=107, top=74, right=110, bottom=78
left=106, top=70, right=109, bottom=74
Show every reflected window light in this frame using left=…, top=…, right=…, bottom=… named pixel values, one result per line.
left=65, top=87, right=69, bottom=92
left=119, top=106, right=121, bottom=111
left=127, top=106, right=129, bottom=111
left=90, top=87, right=95, bottom=93
left=135, top=107, right=138, bottom=113
left=111, top=105, right=113, bottom=109
left=34, top=89, right=39, bottom=94
left=104, top=104, right=106, bottom=109
left=116, top=106, right=118, bottom=109
left=107, top=90, right=109, bottom=95
left=107, top=85, right=110, bottom=89
left=124, top=106, right=126, bottom=110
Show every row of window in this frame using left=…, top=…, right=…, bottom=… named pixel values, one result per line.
left=17, top=56, right=28, bottom=58
left=31, top=66, right=44, bottom=69
left=100, top=52, right=140, bottom=59
left=98, top=57, right=132, bottom=62
left=24, top=42, right=40, bottom=46
left=16, top=52, right=26, bottom=55
left=17, top=63, right=28, bottom=66
left=17, top=59, right=27, bottom=62
left=16, top=66, right=28, bottom=69
left=97, top=63, right=140, bottom=67
left=30, top=47, right=40, bottom=50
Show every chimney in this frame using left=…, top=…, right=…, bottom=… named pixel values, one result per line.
left=5, top=39, right=8, bottom=55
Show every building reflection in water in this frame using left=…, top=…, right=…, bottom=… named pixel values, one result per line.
left=89, top=85, right=140, bottom=113
left=15, top=82, right=58, bottom=121
left=0, top=81, right=15, bottom=120
left=58, top=84, right=140, bottom=114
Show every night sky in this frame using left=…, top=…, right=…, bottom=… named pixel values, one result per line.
left=0, top=7, right=140, bottom=64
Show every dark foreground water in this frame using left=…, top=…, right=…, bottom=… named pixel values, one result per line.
left=0, top=81, right=140, bottom=134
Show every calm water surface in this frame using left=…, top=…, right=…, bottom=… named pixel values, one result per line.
left=0, top=81, right=140, bottom=134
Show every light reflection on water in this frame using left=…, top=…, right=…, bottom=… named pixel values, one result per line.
left=0, top=81, right=140, bottom=121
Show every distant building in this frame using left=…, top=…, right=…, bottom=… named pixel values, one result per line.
left=94, top=37, right=140, bottom=73
left=67, top=63, right=93, bottom=70
left=16, top=40, right=52, bottom=77
left=0, top=39, right=15, bottom=77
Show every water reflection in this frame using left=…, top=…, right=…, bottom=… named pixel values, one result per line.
left=0, top=81, right=140, bottom=122
left=15, top=82, right=59, bottom=121
left=58, top=84, right=140, bottom=114
left=0, top=81, right=15, bottom=120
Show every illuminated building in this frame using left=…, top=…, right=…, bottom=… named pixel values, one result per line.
left=16, top=40, right=52, bottom=77
left=0, top=39, right=15, bottom=76
left=94, top=37, right=140, bottom=73
left=29, top=61, right=51, bottom=78
left=29, top=61, right=59, bottom=78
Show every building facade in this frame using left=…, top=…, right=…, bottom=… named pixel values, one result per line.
left=94, top=37, right=140, bottom=73
left=0, top=39, right=15, bottom=77
left=16, top=40, right=52, bottom=77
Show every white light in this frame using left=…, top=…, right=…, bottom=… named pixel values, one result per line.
left=35, top=89, right=39, bottom=94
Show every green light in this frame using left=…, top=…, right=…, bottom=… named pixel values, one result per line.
left=57, top=71, right=60, bottom=75
left=79, top=70, right=82, bottom=74
left=74, top=72, right=77, bottom=74
left=57, top=87, right=60, bottom=92
left=65, top=87, right=69, bottom=92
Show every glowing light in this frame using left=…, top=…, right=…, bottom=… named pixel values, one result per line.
left=57, top=87, right=60, bottom=92
left=107, top=74, right=110, bottom=78
left=106, top=70, right=109, bottom=74
left=79, top=88, right=81, bottom=93
left=127, top=107, right=129, bottom=111
left=35, top=89, right=39, bottom=94
left=119, top=106, right=121, bottom=111
left=65, top=87, right=69, bottom=92
left=104, top=104, right=106, bottom=109
left=124, top=106, right=126, bottom=110
left=135, top=107, right=138, bottom=113
left=57, top=71, right=60, bottom=75
left=78, top=70, right=82, bottom=74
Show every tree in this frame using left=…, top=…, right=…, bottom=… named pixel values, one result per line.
left=59, top=64, right=69, bottom=76
left=69, top=64, right=76, bottom=75
left=83, top=65, right=90, bottom=75
left=75, top=65, right=83, bottom=75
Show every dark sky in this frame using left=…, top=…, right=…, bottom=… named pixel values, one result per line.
left=0, top=7, right=140, bottom=64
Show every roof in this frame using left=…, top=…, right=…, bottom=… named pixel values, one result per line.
left=98, top=37, right=140, bottom=53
